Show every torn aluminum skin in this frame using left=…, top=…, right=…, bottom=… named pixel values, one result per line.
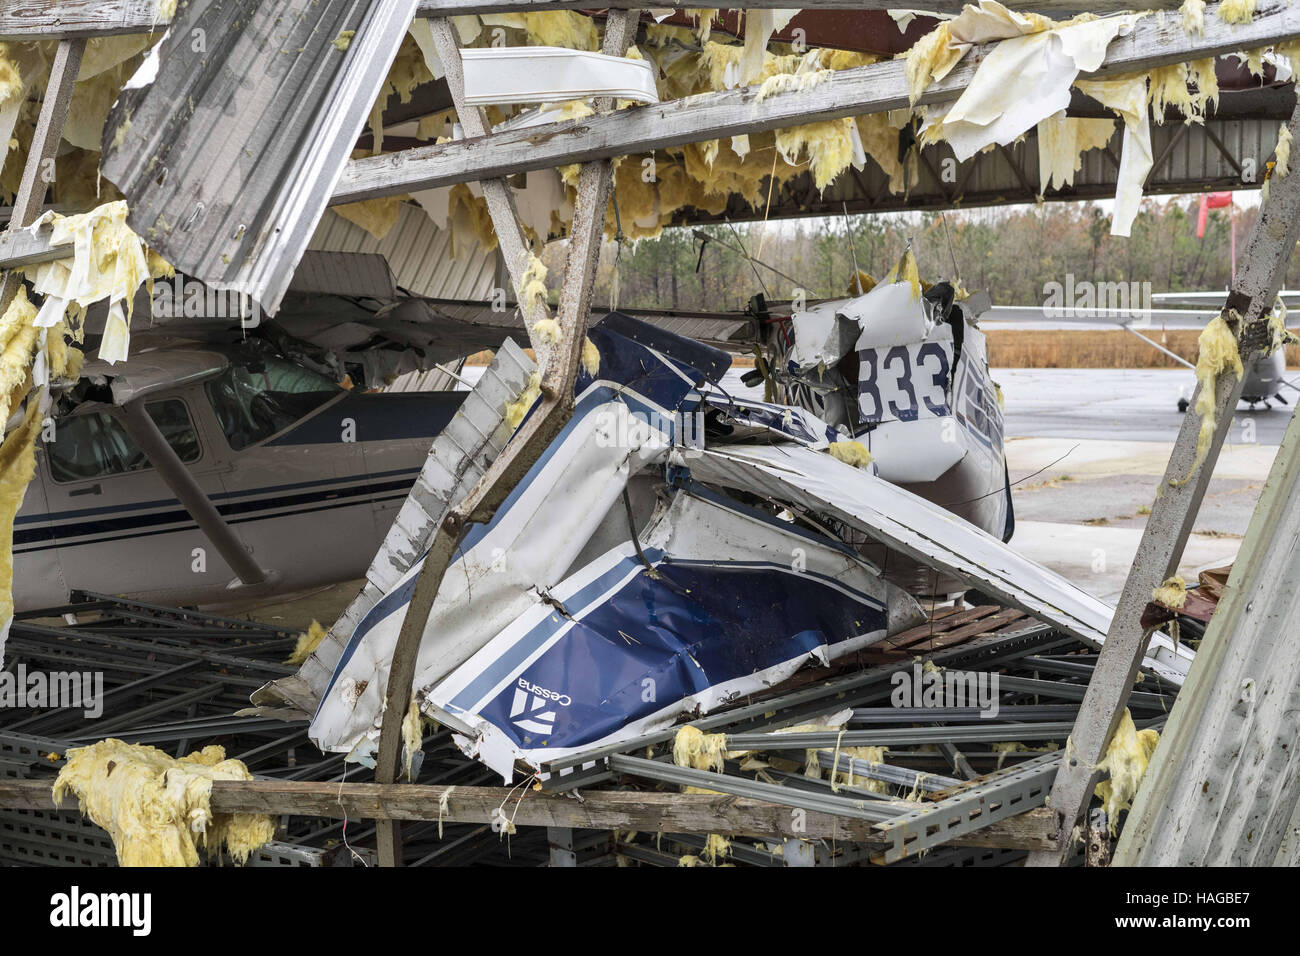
left=432, top=486, right=921, bottom=782
left=680, top=442, right=1193, bottom=686
left=779, top=277, right=1010, bottom=596
left=460, top=47, right=658, bottom=106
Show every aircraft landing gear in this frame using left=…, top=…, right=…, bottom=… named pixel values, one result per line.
left=1177, top=397, right=1189, bottom=413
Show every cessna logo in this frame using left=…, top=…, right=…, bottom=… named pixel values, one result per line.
left=510, top=678, right=570, bottom=735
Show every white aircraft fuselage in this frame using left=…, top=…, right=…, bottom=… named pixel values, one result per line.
left=14, top=346, right=464, bottom=612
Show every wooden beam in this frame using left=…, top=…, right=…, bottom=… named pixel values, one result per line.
left=334, top=0, right=1300, bottom=203
left=0, top=778, right=1057, bottom=848
left=370, top=10, right=638, bottom=867
left=0, top=0, right=166, bottom=39
left=1027, top=96, right=1300, bottom=866
left=0, top=37, right=84, bottom=318
left=0, top=1, right=1182, bottom=39
left=426, top=16, right=552, bottom=352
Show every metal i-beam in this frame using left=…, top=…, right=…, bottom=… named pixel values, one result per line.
left=333, top=1, right=1300, bottom=202
left=1029, top=96, right=1300, bottom=866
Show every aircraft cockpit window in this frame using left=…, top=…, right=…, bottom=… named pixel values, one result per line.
left=204, top=353, right=339, bottom=450
left=47, top=400, right=201, bottom=483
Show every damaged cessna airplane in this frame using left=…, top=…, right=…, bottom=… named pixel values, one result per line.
left=254, top=273, right=1191, bottom=785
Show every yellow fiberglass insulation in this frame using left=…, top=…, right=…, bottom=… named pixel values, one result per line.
left=673, top=725, right=729, bottom=773
left=1181, top=0, right=1206, bottom=35
left=903, top=22, right=960, bottom=106
left=426, top=41, right=885, bottom=255
left=402, top=697, right=423, bottom=781
left=581, top=336, right=601, bottom=376
left=847, top=270, right=878, bottom=296
left=827, top=440, right=873, bottom=469
left=285, top=620, right=326, bottom=666
left=26, top=200, right=172, bottom=327
left=829, top=745, right=889, bottom=794
left=504, top=371, right=542, bottom=431
left=1175, top=312, right=1242, bottom=484
left=1276, top=123, right=1293, bottom=179
left=1218, top=0, right=1256, bottom=25
left=333, top=195, right=408, bottom=241
left=703, top=832, right=731, bottom=864
left=517, top=252, right=549, bottom=318
left=522, top=11, right=599, bottom=50
left=756, top=68, right=833, bottom=102
left=53, top=739, right=277, bottom=866
left=447, top=184, right=498, bottom=260
left=855, top=113, right=907, bottom=195
left=1038, top=113, right=1115, bottom=191
left=885, top=246, right=923, bottom=301
left=1152, top=575, right=1188, bottom=609
left=0, top=288, right=39, bottom=427
left=531, top=318, right=561, bottom=346
left=775, top=117, right=858, bottom=193
left=0, top=401, right=41, bottom=644
left=0, top=43, right=24, bottom=104
left=686, top=8, right=716, bottom=44
left=1092, top=710, right=1160, bottom=833
left=368, top=34, right=439, bottom=150
left=1147, top=61, right=1218, bottom=124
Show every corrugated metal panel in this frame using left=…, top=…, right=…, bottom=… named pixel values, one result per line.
left=692, top=115, right=1287, bottom=224
left=101, top=0, right=420, bottom=315
left=309, top=203, right=497, bottom=301
left=288, top=251, right=397, bottom=298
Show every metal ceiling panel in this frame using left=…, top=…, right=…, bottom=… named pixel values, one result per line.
left=100, top=0, right=420, bottom=315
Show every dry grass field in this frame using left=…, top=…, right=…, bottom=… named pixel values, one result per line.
left=984, top=329, right=1300, bottom=369
left=463, top=330, right=1300, bottom=369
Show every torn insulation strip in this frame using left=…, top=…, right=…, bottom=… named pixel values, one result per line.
left=0, top=400, right=41, bottom=661
left=673, top=725, right=730, bottom=773
left=285, top=620, right=327, bottom=667
left=402, top=698, right=423, bottom=781
left=1218, top=0, right=1256, bottom=25
left=0, top=289, right=39, bottom=427
left=1174, top=312, right=1243, bottom=485
left=884, top=247, right=923, bottom=301
left=1093, top=710, right=1160, bottom=834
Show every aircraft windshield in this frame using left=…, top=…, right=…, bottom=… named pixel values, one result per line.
left=205, top=351, right=339, bottom=450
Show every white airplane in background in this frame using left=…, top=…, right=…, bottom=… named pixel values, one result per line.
left=16, top=341, right=468, bottom=611
left=983, top=290, right=1300, bottom=412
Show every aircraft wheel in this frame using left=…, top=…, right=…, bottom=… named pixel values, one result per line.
left=1177, top=398, right=1189, bottom=413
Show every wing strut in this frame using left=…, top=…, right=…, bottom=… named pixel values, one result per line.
left=115, top=400, right=268, bottom=589
left=1120, top=322, right=1196, bottom=371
